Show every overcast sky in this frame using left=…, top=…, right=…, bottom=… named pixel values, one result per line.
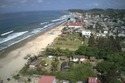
left=0, top=0, right=125, bottom=13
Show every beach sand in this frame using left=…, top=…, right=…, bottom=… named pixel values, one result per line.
left=0, top=24, right=64, bottom=83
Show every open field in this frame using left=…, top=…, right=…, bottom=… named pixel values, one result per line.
left=49, top=33, right=82, bottom=50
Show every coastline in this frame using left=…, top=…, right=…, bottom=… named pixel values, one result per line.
left=0, top=23, right=65, bottom=83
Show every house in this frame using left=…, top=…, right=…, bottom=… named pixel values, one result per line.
left=61, top=62, right=70, bottom=71
left=29, top=59, right=41, bottom=68
left=88, top=77, right=98, bottom=83
left=81, top=30, right=91, bottom=38
left=60, top=80, right=70, bottom=83
left=70, top=55, right=87, bottom=63
left=90, top=57, right=96, bottom=62
left=60, top=56, right=67, bottom=60
left=38, top=76, right=56, bottom=83
left=96, top=33, right=106, bottom=37
left=67, top=22, right=82, bottom=29
left=103, top=30, right=108, bottom=34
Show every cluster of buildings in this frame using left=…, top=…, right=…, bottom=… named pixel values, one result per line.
left=62, top=14, right=92, bottom=38
left=66, top=11, right=125, bottom=38
left=26, top=54, right=97, bottom=83
left=83, top=12, right=125, bottom=37
left=63, top=12, right=109, bottom=38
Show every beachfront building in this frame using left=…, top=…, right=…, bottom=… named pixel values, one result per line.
left=29, top=59, right=41, bottom=68
left=81, top=30, right=91, bottom=38
left=67, top=22, right=83, bottom=29
left=38, top=76, right=56, bottom=83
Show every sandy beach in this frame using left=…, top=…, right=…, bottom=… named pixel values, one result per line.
left=0, top=24, right=64, bottom=83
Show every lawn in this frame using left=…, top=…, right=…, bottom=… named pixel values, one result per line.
left=49, top=33, right=82, bottom=50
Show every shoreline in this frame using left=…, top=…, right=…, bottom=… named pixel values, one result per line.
left=0, top=21, right=65, bottom=59
left=0, top=23, right=65, bottom=83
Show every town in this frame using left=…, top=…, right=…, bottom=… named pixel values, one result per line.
left=8, top=9, right=125, bottom=83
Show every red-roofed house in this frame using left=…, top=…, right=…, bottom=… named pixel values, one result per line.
left=88, top=77, right=98, bottom=83
left=67, top=22, right=82, bottom=29
left=38, top=76, right=56, bottom=83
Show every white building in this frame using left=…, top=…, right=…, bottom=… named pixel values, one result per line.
left=81, top=30, right=91, bottom=38
left=96, top=33, right=106, bottom=37
left=103, top=31, right=108, bottom=34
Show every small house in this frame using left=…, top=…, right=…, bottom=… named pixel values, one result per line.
left=90, top=57, right=96, bottom=62
left=29, top=59, right=41, bottom=68
left=81, top=30, right=91, bottom=38
left=103, top=31, right=108, bottom=34
left=60, top=80, right=70, bottom=83
left=88, top=77, right=98, bottom=83
left=38, top=76, right=56, bottom=83
left=70, top=55, right=87, bottom=63
left=60, top=56, right=67, bottom=60
left=61, top=62, right=70, bottom=71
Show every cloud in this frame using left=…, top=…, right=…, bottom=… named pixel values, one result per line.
left=0, top=5, right=7, bottom=8
left=38, top=0, right=43, bottom=3
left=93, top=3, right=99, bottom=6
left=21, top=0, right=28, bottom=3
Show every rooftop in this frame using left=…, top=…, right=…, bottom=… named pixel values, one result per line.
left=68, top=22, right=82, bottom=26
left=88, top=77, right=98, bottom=83
left=38, top=76, right=55, bottom=83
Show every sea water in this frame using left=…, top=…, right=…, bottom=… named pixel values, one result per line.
left=0, top=11, right=71, bottom=51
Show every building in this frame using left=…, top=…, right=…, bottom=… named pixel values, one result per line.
left=38, top=76, right=56, bottom=83
left=61, top=62, right=70, bottom=71
left=96, top=33, right=106, bottom=37
left=88, top=77, right=98, bottom=83
left=70, top=55, right=87, bottom=63
left=90, top=57, right=96, bottom=62
left=67, top=22, right=82, bottom=29
left=29, top=59, right=41, bottom=68
left=103, top=30, right=108, bottom=34
left=81, top=30, right=91, bottom=38
left=60, top=56, right=67, bottom=60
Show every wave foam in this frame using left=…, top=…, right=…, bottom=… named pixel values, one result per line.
left=0, top=31, right=28, bottom=44
left=40, top=22, right=49, bottom=25
left=1, top=30, right=14, bottom=36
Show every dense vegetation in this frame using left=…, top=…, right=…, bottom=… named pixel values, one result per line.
left=53, top=63, right=96, bottom=82
left=46, top=34, right=125, bottom=82
left=87, top=35, right=125, bottom=83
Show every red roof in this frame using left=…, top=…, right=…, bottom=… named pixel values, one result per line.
left=88, top=77, right=98, bottom=83
left=68, top=22, right=82, bottom=26
left=38, top=76, right=55, bottom=83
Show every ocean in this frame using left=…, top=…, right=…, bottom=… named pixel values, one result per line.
left=0, top=11, right=71, bottom=51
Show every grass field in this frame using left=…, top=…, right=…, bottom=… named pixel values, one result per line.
left=49, top=33, right=83, bottom=50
